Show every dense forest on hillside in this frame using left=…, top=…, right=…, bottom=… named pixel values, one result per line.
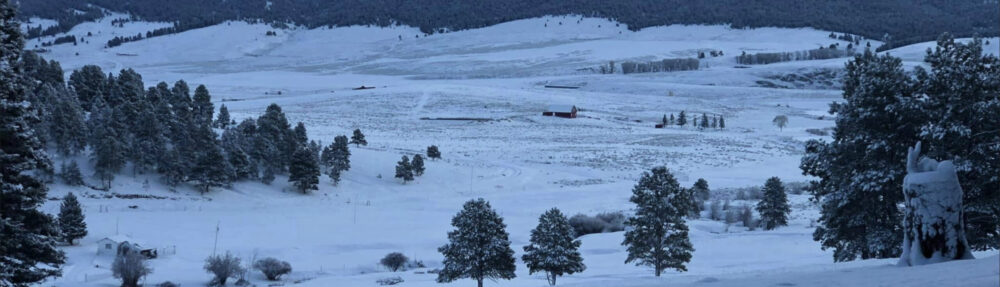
left=17, top=0, right=1000, bottom=50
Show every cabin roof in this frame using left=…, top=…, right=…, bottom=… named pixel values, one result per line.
left=546, top=105, right=576, bottom=113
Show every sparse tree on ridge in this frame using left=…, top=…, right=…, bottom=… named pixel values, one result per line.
left=427, top=145, right=441, bottom=160
left=438, top=199, right=517, bottom=287
left=395, top=155, right=414, bottom=183
left=522, top=208, right=585, bottom=286
left=58, top=192, right=87, bottom=245
left=622, top=167, right=694, bottom=276
left=411, top=154, right=425, bottom=176
left=350, top=128, right=367, bottom=147
left=772, top=115, right=788, bottom=131
left=756, top=177, right=790, bottom=230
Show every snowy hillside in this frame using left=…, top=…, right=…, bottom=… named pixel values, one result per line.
left=25, top=14, right=1000, bottom=287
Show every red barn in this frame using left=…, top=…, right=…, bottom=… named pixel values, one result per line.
left=542, top=105, right=578, bottom=118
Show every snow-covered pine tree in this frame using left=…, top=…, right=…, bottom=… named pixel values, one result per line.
left=90, top=103, right=127, bottom=189
left=191, top=85, right=214, bottom=127
left=677, top=111, right=687, bottom=126
left=128, top=94, right=166, bottom=174
left=669, top=113, right=675, bottom=125
left=220, top=123, right=257, bottom=181
left=395, top=155, right=413, bottom=184
left=661, top=114, right=667, bottom=125
left=255, top=103, right=291, bottom=183
left=58, top=192, right=87, bottom=245
left=438, top=198, right=517, bottom=287
left=700, top=113, right=709, bottom=129
left=622, top=167, right=694, bottom=276
left=350, top=128, right=367, bottom=147
left=801, top=49, right=922, bottom=261
left=42, top=85, right=87, bottom=155
left=59, top=161, right=85, bottom=186
left=692, top=178, right=710, bottom=201
left=711, top=117, right=718, bottom=128
left=215, top=104, right=231, bottom=129
left=321, top=135, right=351, bottom=185
left=189, top=125, right=231, bottom=193
left=522, top=208, right=585, bottom=286
left=427, top=145, right=441, bottom=160
left=0, top=0, right=66, bottom=282
left=68, top=65, right=107, bottom=111
left=288, top=146, right=320, bottom=193
left=756, top=177, right=790, bottom=230
left=292, top=122, right=308, bottom=147
left=411, top=154, right=425, bottom=176
left=915, top=35, right=1000, bottom=250
left=719, top=116, right=726, bottom=128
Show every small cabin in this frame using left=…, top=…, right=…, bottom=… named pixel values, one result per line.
left=543, top=105, right=578, bottom=118
left=97, top=235, right=142, bottom=256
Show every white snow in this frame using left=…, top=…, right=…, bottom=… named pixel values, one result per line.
left=29, top=14, right=999, bottom=287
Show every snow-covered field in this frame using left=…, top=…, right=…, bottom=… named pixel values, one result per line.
left=28, top=15, right=999, bottom=286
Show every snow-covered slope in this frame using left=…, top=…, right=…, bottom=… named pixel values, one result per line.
left=28, top=15, right=998, bottom=287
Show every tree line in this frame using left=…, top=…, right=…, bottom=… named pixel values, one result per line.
left=18, top=0, right=998, bottom=50
left=736, top=46, right=857, bottom=65
left=621, top=58, right=699, bottom=74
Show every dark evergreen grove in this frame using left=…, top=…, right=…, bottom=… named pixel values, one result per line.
left=756, top=177, right=790, bottom=231
left=622, top=167, right=694, bottom=277
left=802, top=35, right=1000, bottom=262
left=438, top=198, right=517, bottom=287
left=522, top=208, right=585, bottom=286
left=0, top=0, right=65, bottom=284
left=20, top=0, right=997, bottom=50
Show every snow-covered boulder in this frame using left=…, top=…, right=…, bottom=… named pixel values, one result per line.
left=898, top=142, right=974, bottom=266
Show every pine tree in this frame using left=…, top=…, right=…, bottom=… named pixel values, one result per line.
left=59, top=161, right=85, bottom=186
left=661, top=114, right=667, bottom=125
left=719, top=116, right=726, bottom=128
left=522, top=208, right=585, bottom=286
left=700, top=113, right=709, bottom=129
left=68, top=65, right=107, bottom=111
left=622, top=167, right=694, bottom=276
left=90, top=104, right=126, bottom=189
left=801, top=50, right=922, bottom=261
left=128, top=95, right=166, bottom=174
left=0, top=1, right=66, bottom=283
left=395, top=155, right=414, bottom=184
left=288, top=146, right=320, bottom=193
left=411, top=154, right=425, bottom=176
left=255, top=103, right=291, bottom=183
left=427, top=145, right=441, bottom=160
left=189, top=126, right=230, bottom=193
left=669, top=114, right=675, bottom=125
left=215, top=104, right=231, bottom=129
left=438, top=199, right=517, bottom=287
left=321, top=135, right=351, bottom=185
left=350, top=128, right=367, bottom=147
left=916, top=35, right=1000, bottom=250
left=191, top=84, right=214, bottom=126
left=756, top=177, right=790, bottom=230
left=677, top=111, right=687, bottom=126
left=711, top=117, right=718, bottom=128
left=292, top=122, right=308, bottom=147
left=58, top=192, right=87, bottom=245
left=220, top=124, right=257, bottom=181
left=42, top=85, right=87, bottom=155
left=691, top=178, right=710, bottom=201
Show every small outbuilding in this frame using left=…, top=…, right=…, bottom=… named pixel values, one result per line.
left=543, top=105, right=578, bottom=118
left=96, top=235, right=146, bottom=257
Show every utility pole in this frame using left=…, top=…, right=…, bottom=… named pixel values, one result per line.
left=212, top=220, right=220, bottom=256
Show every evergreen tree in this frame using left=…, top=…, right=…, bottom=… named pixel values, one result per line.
left=438, top=198, right=517, bottom=287
left=255, top=103, right=291, bottom=184
left=128, top=95, right=166, bottom=174
left=350, top=128, right=367, bottom=147
left=622, top=167, right=694, bottom=276
left=700, top=113, right=709, bottom=129
left=215, top=104, right=231, bottom=129
left=90, top=104, right=127, bottom=189
left=59, top=161, right=85, bottom=186
left=411, top=154, right=425, bottom=176
left=395, top=155, right=414, bottom=183
left=0, top=1, right=66, bottom=283
left=39, top=85, right=87, bottom=155
left=191, top=84, right=214, bottom=126
left=292, top=122, right=308, bottom=147
left=661, top=114, right=667, bottom=125
left=691, top=178, right=710, bottom=201
left=288, top=146, right=320, bottom=193
left=801, top=50, right=922, bottom=261
left=711, top=117, right=718, bottom=128
left=719, top=116, right=726, bottom=128
left=188, top=126, right=230, bottom=193
left=321, top=135, right=351, bottom=185
left=427, top=145, right=441, bottom=160
left=677, top=111, right=687, bottom=126
left=522, top=208, right=585, bottom=286
left=756, top=177, right=790, bottom=230
left=669, top=113, right=675, bottom=125
left=915, top=35, right=1000, bottom=250
left=57, top=192, right=87, bottom=245
left=68, top=65, right=107, bottom=111
left=220, top=124, right=257, bottom=181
